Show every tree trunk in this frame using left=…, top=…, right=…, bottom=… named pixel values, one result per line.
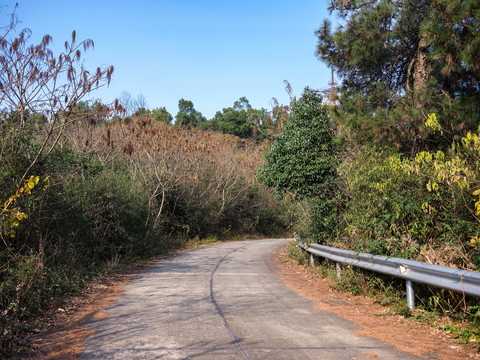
left=412, top=36, right=428, bottom=106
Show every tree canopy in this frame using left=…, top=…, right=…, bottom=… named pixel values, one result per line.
left=316, top=0, right=480, bottom=152
left=151, top=106, right=172, bottom=124
left=208, top=97, right=269, bottom=139
left=259, top=88, right=336, bottom=199
left=174, top=98, right=206, bottom=128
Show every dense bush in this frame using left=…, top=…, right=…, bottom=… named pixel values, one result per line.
left=259, top=88, right=336, bottom=199
left=259, top=88, right=338, bottom=242
left=0, top=114, right=294, bottom=354
left=336, top=123, right=480, bottom=269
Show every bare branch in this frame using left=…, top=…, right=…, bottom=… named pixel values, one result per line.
left=0, top=19, right=115, bottom=182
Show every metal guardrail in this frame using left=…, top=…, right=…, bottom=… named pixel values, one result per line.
left=296, top=240, right=480, bottom=309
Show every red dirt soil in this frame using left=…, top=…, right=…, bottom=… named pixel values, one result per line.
left=274, top=246, right=480, bottom=360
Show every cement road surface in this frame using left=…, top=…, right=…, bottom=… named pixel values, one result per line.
left=81, top=238, right=420, bottom=359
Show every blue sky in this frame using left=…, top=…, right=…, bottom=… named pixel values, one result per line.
left=2, top=0, right=334, bottom=119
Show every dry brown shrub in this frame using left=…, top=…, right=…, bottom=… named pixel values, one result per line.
left=418, top=243, right=475, bottom=270
left=62, top=115, right=281, bottom=235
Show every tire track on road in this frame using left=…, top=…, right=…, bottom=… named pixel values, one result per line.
left=210, top=244, right=250, bottom=360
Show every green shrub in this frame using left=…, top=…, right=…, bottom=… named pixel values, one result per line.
left=286, top=241, right=309, bottom=266
left=258, top=88, right=338, bottom=242
left=338, top=148, right=427, bottom=257
left=337, top=140, right=479, bottom=269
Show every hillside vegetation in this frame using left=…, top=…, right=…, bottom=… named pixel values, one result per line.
left=0, top=112, right=294, bottom=352
left=0, top=9, right=299, bottom=351
left=2, top=0, right=480, bottom=353
left=259, top=0, right=480, bottom=345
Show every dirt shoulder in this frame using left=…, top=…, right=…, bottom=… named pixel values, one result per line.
left=25, top=241, right=225, bottom=359
left=274, top=244, right=480, bottom=359
left=26, top=257, right=159, bottom=359
left=25, top=241, right=480, bottom=359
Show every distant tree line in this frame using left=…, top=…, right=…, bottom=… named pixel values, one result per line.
left=116, top=91, right=283, bottom=140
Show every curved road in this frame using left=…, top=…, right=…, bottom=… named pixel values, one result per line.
left=81, top=239, right=420, bottom=359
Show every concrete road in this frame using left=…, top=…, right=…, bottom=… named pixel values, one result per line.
left=81, top=239, right=420, bottom=359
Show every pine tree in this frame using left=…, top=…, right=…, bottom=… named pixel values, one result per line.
left=316, top=0, right=480, bottom=153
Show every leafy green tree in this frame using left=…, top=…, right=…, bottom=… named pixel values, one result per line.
left=207, top=97, right=269, bottom=139
left=316, top=0, right=480, bottom=153
left=174, top=99, right=206, bottom=128
left=151, top=106, right=172, bottom=124
left=259, top=88, right=336, bottom=198
left=211, top=108, right=251, bottom=138
left=259, top=88, right=338, bottom=241
left=211, top=97, right=252, bottom=138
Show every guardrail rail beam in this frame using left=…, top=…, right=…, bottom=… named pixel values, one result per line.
left=295, top=239, right=480, bottom=309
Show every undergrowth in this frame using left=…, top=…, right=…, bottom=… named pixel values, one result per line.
left=0, top=115, right=296, bottom=357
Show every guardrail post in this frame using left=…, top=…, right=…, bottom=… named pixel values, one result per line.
left=310, top=253, right=316, bottom=267
left=299, top=242, right=480, bottom=304
left=406, top=280, right=415, bottom=309
left=336, top=262, right=342, bottom=279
